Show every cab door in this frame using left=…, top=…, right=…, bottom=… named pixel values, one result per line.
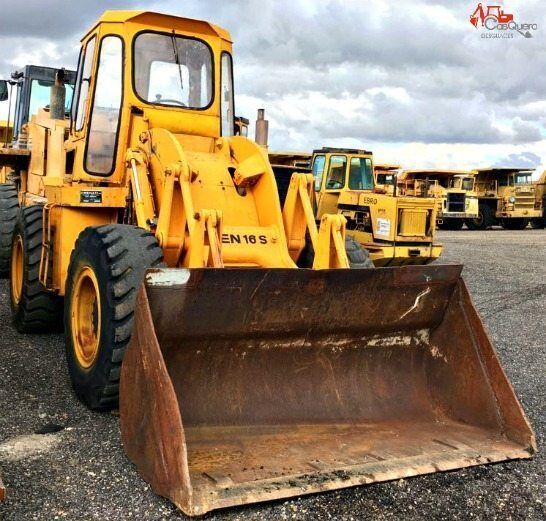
left=316, top=154, right=347, bottom=217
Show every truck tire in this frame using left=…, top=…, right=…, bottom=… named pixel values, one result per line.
left=0, top=183, right=19, bottom=278
left=10, top=205, right=63, bottom=333
left=501, top=218, right=528, bottom=230
left=466, top=205, right=494, bottom=230
left=530, top=218, right=545, bottom=229
left=438, top=219, right=464, bottom=231
left=64, top=225, right=164, bottom=411
left=297, top=234, right=374, bottom=269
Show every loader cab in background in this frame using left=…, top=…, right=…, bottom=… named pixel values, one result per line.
left=0, top=66, right=76, bottom=146
left=311, top=148, right=442, bottom=266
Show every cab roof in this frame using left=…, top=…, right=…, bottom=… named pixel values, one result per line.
left=82, top=10, right=232, bottom=42
left=314, top=147, right=372, bottom=156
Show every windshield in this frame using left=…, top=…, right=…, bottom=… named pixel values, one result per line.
left=29, top=79, right=74, bottom=119
left=348, top=157, right=374, bottom=190
left=514, top=173, right=532, bottom=185
left=134, top=32, right=213, bottom=109
left=461, top=177, right=474, bottom=191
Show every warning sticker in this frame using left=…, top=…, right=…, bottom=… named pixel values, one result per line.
left=376, top=218, right=391, bottom=237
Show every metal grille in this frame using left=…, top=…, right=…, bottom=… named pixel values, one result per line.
left=446, top=192, right=465, bottom=213
left=398, top=209, right=428, bottom=236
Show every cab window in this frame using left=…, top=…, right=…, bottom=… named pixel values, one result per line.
left=325, top=155, right=347, bottom=189
left=74, top=36, right=96, bottom=131
left=462, top=177, right=474, bottom=191
left=312, top=155, right=326, bottom=191
left=348, top=157, right=373, bottom=190
left=85, top=36, right=123, bottom=175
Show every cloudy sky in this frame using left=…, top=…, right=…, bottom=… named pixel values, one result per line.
left=0, top=0, right=544, bottom=173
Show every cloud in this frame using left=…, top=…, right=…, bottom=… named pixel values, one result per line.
left=0, top=0, right=544, bottom=169
left=493, top=151, right=542, bottom=168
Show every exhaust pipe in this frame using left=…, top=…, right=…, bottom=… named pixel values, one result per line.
left=255, top=108, right=269, bottom=147
left=50, top=69, right=66, bottom=120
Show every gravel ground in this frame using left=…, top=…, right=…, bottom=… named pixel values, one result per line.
left=0, top=229, right=544, bottom=520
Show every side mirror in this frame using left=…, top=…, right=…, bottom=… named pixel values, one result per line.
left=0, top=80, right=8, bottom=102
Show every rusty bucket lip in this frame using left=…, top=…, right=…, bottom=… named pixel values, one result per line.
left=144, top=264, right=465, bottom=288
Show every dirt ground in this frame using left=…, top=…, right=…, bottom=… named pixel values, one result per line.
left=0, top=229, right=544, bottom=520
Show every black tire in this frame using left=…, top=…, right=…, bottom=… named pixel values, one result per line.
left=467, top=205, right=494, bottom=230
left=501, top=218, right=528, bottom=230
left=438, top=219, right=464, bottom=231
left=530, top=218, right=545, bottom=229
left=0, top=183, right=19, bottom=277
left=64, top=225, right=163, bottom=411
left=344, top=235, right=374, bottom=268
left=10, top=205, right=63, bottom=333
left=297, top=233, right=374, bottom=268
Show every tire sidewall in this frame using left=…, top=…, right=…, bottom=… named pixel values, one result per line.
left=64, top=237, right=115, bottom=408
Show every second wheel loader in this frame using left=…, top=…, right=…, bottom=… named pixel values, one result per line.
left=0, top=10, right=535, bottom=517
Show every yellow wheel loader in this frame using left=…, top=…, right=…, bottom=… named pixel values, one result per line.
left=0, top=10, right=535, bottom=517
left=311, top=148, right=443, bottom=266
left=398, top=170, right=479, bottom=231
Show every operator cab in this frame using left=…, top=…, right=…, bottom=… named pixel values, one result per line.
left=450, top=175, right=475, bottom=192
left=312, top=147, right=374, bottom=193
left=0, top=66, right=76, bottom=145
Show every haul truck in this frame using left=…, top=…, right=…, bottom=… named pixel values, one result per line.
left=398, top=170, right=479, bottom=230
left=468, top=168, right=541, bottom=230
left=0, top=10, right=535, bottom=516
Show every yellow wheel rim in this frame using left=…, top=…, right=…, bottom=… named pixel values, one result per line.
left=71, top=266, right=101, bottom=369
left=11, top=235, right=24, bottom=305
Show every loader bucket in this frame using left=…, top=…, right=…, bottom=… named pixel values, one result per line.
left=120, top=265, right=535, bottom=516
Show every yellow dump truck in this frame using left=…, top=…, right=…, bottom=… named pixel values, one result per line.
left=398, top=170, right=478, bottom=230
left=374, top=163, right=400, bottom=194
left=0, top=10, right=535, bottom=517
left=468, top=168, right=541, bottom=230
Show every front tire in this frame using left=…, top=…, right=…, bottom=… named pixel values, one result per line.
left=10, top=206, right=63, bottom=333
left=501, top=218, right=528, bottom=230
left=467, top=205, right=494, bottom=230
left=0, top=182, right=19, bottom=277
left=64, top=225, right=163, bottom=410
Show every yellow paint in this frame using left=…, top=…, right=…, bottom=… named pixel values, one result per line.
left=70, top=266, right=101, bottom=369
left=312, top=150, right=442, bottom=266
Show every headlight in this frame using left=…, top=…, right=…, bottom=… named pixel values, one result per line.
left=509, top=196, right=516, bottom=204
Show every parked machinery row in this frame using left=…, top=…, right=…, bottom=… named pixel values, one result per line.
left=0, top=10, right=536, bottom=515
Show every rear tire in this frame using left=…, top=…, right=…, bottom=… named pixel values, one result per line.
left=0, top=183, right=19, bottom=278
left=438, top=219, right=464, bottom=231
left=64, top=225, right=164, bottom=411
left=467, top=205, right=494, bottom=230
left=10, top=205, right=63, bottom=333
left=501, top=218, right=528, bottom=230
